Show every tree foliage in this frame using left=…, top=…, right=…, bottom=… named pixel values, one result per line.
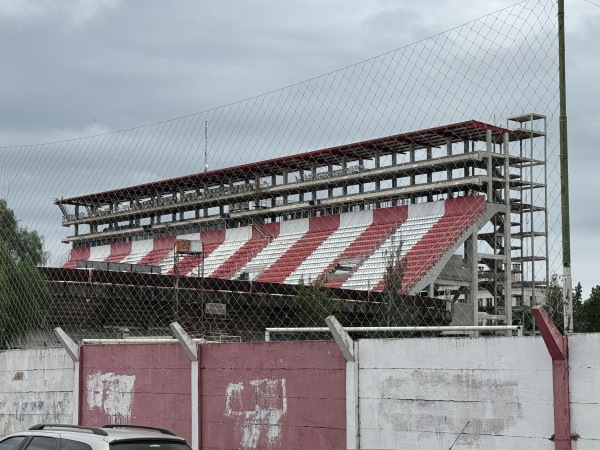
left=513, top=278, right=600, bottom=334
left=544, top=274, right=565, bottom=333
left=0, top=199, right=51, bottom=348
left=575, top=284, right=600, bottom=333
left=289, top=279, right=342, bottom=328
left=381, top=242, right=420, bottom=326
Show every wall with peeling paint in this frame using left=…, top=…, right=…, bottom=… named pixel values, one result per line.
left=80, top=343, right=192, bottom=442
left=6, top=335, right=600, bottom=448
left=0, top=348, right=75, bottom=437
left=201, top=341, right=346, bottom=450
left=357, top=336, right=555, bottom=450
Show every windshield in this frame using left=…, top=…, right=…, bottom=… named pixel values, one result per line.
left=110, top=441, right=191, bottom=450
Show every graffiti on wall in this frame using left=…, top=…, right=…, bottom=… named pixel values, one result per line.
left=0, top=399, right=66, bottom=423
left=87, top=372, right=136, bottom=424
left=0, top=366, right=72, bottom=436
left=225, top=378, right=287, bottom=449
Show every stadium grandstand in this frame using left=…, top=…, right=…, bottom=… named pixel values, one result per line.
left=52, top=114, right=548, bottom=337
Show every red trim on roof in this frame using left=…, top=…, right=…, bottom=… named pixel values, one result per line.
left=56, top=120, right=509, bottom=206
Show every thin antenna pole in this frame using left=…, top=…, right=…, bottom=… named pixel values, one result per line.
left=204, top=120, right=208, bottom=173
left=558, top=0, right=573, bottom=333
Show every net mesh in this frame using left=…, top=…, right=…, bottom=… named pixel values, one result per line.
left=0, top=0, right=565, bottom=346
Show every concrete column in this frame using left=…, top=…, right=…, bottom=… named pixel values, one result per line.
left=170, top=323, right=199, bottom=450
left=53, top=328, right=80, bottom=426
left=503, top=131, right=512, bottom=328
left=409, top=145, right=416, bottom=201
left=465, top=233, right=479, bottom=329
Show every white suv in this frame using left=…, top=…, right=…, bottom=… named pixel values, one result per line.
left=0, top=425, right=192, bottom=450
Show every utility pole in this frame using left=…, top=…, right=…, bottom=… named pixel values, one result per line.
left=558, top=0, right=573, bottom=333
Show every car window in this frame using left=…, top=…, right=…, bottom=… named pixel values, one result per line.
left=0, top=436, right=27, bottom=450
left=23, top=437, right=57, bottom=450
left=110, top=441, right=191, bottom=450
left=60, top=440, right=92, bottom=450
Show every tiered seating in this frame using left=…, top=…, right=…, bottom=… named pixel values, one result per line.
left=120, top=240, right=154, bottom=265
left=137, top=237, right=176, bottom=266
left=63, top=247, right=90, bottom=269
left=383, top=196, right=486, bottom=292
left=286, top=210, right=373, bottom=284
left=257, top=216, right=339, bottom=283
left=210, top=223, right=279, bottom=279
left=105, top=242, right=132, bottom=263
left=197, top=228, right=254, bottom=277
left=341, top=202, right=445, bottom=291
left=63, top=197, right=488, bottom=293
left=324, top=206, right=408, bottom=288
left=165, top=230, right=225, bottom=276
left=239, top=219, right=310, bottom=280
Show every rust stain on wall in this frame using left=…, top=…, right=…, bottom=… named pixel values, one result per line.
left=12, top=372, right=24, bottom=381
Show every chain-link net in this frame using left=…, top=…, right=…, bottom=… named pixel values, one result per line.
left=0, top=0, right=565, bottom=347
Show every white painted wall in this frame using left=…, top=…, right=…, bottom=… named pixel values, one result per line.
left=569, top=333, right=600, bottom=450
left=0, top=348, right=75, bottom=437
left=357, top=337, right=555, bottom=449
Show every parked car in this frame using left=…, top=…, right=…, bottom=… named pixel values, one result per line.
left=0, top=424, right=191, bottom=450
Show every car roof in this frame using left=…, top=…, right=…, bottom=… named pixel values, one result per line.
left=2, top=425, right=187, bottom=445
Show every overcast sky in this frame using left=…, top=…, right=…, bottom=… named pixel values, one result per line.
left=0, top=0, right=598, bottom=295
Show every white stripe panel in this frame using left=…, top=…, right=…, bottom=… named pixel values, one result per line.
left=342, top=201, right=446, bottom=290
left=88, top=245, right=111, bottom=261
left=191, top=226, right=253, bottom=276
left=121, top=239, right=154, bottom=264
left=285, top=210, right=373, bottom=284
left=241, top=218, right=310, bottom=280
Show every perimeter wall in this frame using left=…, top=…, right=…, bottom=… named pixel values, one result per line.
left=0, top=335, right=599, bottom=449
left=0, top=348, right=75, bottom=436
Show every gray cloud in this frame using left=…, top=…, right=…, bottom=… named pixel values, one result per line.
left=0, top=0, right=597, bottom=294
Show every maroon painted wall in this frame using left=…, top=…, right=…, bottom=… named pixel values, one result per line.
left=78, top=341, right=346, bottom=450
left=80, top=343, right=192, bottom=442
left=201, top=341, right=346, bottom=450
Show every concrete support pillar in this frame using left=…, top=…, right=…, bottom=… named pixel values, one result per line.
left=53, top=327, right=80, bottom=426
left=391, top=152, right=398, bottom=196
left=170, top=322, right=200, bottom=450
left=503, top=131, right=512, bottom=328
left=325, top=316, right=359, bottom=449
left=465, top=233, right=479, bottom=330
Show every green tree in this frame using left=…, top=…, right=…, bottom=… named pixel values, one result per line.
left=381, top=242, right=420, bottom=326
left=576, top=285, right=600, bottom=333
left=0, top=199, right=51, bottom=348
left=289, top=279, right=342, bottom=328
left=544, top=274, right=565, bottom=333
left=572, top=282, right=584, bottom=332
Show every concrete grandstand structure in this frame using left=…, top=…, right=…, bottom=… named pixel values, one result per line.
left=56, top=114, right=548, bottom=328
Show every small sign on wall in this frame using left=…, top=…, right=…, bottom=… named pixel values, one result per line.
left=206, top=303, right=227, bottom=315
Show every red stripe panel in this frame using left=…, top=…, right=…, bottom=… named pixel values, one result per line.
left=325, top=206, right=408, bottom=288
left=258, top=215, right=340, bottom=283
left=137, top=236, right=177, bottom=266
left=374, top=196, right=486, bottom=292
left=167, top=230, right=226, bottom=276
left=210, top=223, right=280, bottom=280
left=63, top=246, right=91, bottom=268
left=105, top=242, right=133, bottom=263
